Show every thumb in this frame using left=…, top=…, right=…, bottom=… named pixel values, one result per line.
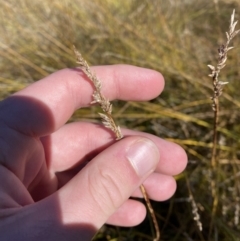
left=57, top=136, right=160, bottom=229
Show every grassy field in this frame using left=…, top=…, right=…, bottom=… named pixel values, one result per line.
left=1, top=0, right=240, bottom=240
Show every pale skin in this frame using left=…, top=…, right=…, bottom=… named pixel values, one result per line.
left=0, top=65, right=187, bottom=240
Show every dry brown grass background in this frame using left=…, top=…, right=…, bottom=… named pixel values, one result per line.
left=1, top=0, right=240, bottom=240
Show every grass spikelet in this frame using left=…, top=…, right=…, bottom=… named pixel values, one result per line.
left=73, top=45, right=122, bottom=140
left=186, top=175, right=203, bottom=232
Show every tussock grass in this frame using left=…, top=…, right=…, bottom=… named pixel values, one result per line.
left=1, top=0, right=240, bottom=240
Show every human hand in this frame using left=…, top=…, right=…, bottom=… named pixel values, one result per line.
left=0, top=65, right=187, bottom=240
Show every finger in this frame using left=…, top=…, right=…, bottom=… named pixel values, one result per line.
left=46, top=136, right=160, bottom=229
left=1, top=65, right=164, bottom=136
left=44, top=122, right=187, bottom=177
left=105, top=175, right=176, bottom=226
left=106, top=200, right=146, bottom=226
left=131, top=173, right=177, bottom=201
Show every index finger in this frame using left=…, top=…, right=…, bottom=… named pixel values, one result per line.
left=1, top=65, right=164, bottom=136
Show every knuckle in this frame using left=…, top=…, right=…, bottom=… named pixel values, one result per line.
left=88, top=165, right=124, bottom=213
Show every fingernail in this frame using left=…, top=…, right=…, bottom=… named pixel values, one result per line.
left=126, top=138, right=160, bottom=178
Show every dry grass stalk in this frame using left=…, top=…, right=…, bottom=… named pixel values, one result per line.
left=140, top=185, right=160, bottom=241
left=73, top=46, right=160, bottom=241
left=208, top=9, right=240, bottom=168
left=207, top=9, right=239, bottom=235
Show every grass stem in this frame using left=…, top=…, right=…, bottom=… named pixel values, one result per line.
left=208, top=9, right=239, bottom=237
left=73, top=46, right=160, bottom=241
